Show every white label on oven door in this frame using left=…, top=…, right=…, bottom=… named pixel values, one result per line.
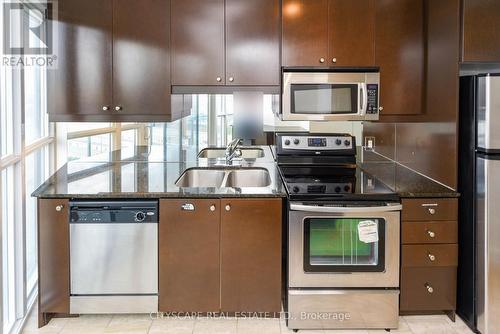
left=358, top=220, right=379, bottom=243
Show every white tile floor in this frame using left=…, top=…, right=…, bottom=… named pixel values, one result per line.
left=22, top=306, right=475, bottom=334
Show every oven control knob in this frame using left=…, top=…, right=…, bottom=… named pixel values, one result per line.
left=335, top=139, right=342, bottom=145
left=344, top=140, right=351, bottom=146
left=293, top=139, right=300, bottom=145
left=284, top=139, right=291, bottom=146
left=335, top=186, right=341, bottom=193
left=135, top=212, right=146, bottom=222
left=292, top=186, right=300, bottom=193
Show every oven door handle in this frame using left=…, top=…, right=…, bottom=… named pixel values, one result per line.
left=290, top=203, right=402, bottom=213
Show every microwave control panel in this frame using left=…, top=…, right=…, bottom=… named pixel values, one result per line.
left=366, top=84, right=379, bottom=114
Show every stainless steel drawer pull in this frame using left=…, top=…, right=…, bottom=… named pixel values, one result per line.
left=225, top=204, right=231, bottom=212
left=425, top=283, right=434, bottom=294
left=332, top=57, right=337, bottom=63
left=427, top=230, right=436, bottom=238
left=181, top=203, right=195, bottom=211
left=209, top=205, right=216, bottom=212
left=319, top=57, right=325, bottom=63
left=115, top=106, right=123, bottom=111
left=216, top=77, right=222, bottom=82
left=102, top=106, right=110, bottom=111
left=428, top=253, right=436, bottom=262
left=55, top=205, right=64, bottom=212
left=428, top=208, right=436, bottom=215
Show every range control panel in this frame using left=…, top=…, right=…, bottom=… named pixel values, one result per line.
left=280, top=135, right=355, bottom=151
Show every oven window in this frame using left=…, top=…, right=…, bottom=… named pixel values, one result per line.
left=291, top=84, right=358, bottom=115
left=303, top=218, right=385, bottom=272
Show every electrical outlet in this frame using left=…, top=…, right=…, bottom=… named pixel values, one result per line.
left=364, top=136, right=376, bottom=150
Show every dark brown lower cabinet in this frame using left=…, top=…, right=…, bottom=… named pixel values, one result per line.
left=159, top=197, right=283, bottom=314
left=38, top=199, right=70, bottom=327
left=400, top=267, right=457, bottom=311
left=220, top=198, right=282, bottom=313
left=159, top=199, right=221, bottom=312
left=400, top=198, right=458, bottom=316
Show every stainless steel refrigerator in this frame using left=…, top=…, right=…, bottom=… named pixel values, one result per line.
left=458, top=73, right=500, bottom=334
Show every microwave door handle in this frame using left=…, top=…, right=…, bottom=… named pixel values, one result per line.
left=359, top=83, right=368, bottom=115
left=290, top=203, right=402, bottom=213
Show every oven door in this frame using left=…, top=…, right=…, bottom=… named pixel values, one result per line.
left=282, top=71, right=379, bottom=121
left=288, top=202, right=401, bottom=288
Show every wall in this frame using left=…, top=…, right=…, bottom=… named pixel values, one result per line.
left=364, top=0, right=460, bottom=189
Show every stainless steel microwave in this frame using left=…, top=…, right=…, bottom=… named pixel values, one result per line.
left=281, top=68, right=380, bottom=121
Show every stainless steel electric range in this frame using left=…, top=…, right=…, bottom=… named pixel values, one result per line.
left=275, top=133, right=401, bottom=331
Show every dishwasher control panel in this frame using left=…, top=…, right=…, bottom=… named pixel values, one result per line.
left=69, top=200, right=158, bottom=224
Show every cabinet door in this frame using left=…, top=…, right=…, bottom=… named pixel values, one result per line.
left=375, top=0, right=424, bottom=115
left=282, top=0, right=329, bottom=66
left=48, top=0, right=112, bottom=120
left=225, top=0, right=280, bottom=85
left=328, top=0, right=375, bottom=66
left=38, top=199, right=69, bottom=326
left=462, top=0, right=500, bottom=62
left=171, top=0, right=225, bottom=85
left=159, top=199, right=220, bottom=312
left=220, top=198, right=282, bottom=313
left=112, top=0, right=171, bottom=116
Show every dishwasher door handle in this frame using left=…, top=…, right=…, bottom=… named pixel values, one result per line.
left=290, top=203, right=402, bottom=213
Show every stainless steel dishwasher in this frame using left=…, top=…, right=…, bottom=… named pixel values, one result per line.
left=69, top=200, right=158, bottom=314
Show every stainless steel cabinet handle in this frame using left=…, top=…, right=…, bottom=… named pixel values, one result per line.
left=216, top=77, right=222, bottom=82
left=55, top=205, right=64, bottom=212
left=378, top=106, right=384, bottom=112
left=428, top=253, right=436, bottom=262
left=425, top=283, right=434, bottom=294
left=225, top=204, right=231, bottom=211
left=102, top=106, right=110, bottom=111
left=228, top=77, right=234, bottom=82
left=332, top=57, right=337, bottom=63
left=427, top=230, right=436, bottom=238
left=115, top=106, right=123, bottom=111
left=428, top=208, right=436, bottom=215
left=319, top=57, right=325, bottom=63
left=210, top=205, right=216, bottom=212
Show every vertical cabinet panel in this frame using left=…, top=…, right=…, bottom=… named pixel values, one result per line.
left=48, top=0, right=112, bottom=117
left=220, top=199, right=282, bottom=312
left=38, top=199, right=70, bottom=325
left=159, top=199, right=220, bottom=312
left=171, top=0, right=225, bottom=85
left=375, top=0, right=424, bottom=115
left=112, top=0, right=171, bottom=115
left=282, top=0, right=329, bottom=67
left=328, top=0, right=375, bottom=66
left=225, top=0, right=280, bottom=85
left=462, top=0, right=500, bottom=62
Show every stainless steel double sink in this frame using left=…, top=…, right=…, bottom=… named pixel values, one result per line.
left=175, top=167, right=271, bottom=188
left=197, top=147, right=264, bottom=159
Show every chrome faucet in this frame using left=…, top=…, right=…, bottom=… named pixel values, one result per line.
left=225, top=138, right=242, bottom=164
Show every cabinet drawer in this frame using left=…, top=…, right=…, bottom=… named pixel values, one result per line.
left=402, top=244, right=458, bottom=267
left=402, top=221, right=457, bottom=244
left=400, top=267, right=456, bottom=311
left=402, top=198, right=458, bottom=221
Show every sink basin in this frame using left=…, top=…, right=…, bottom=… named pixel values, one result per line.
left=225, top=168, right=272, bottom=187
left=175, top=167, right=271, bottom=188
left=197, top=148, right=264, bottom=159
left=174, top=168, right=226, bottom=187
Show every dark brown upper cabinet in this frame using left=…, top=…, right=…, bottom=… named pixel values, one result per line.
left=48, top=0, right=173, bottom=122
left=375, top=0, right=424, bottom=116
left=171, top=0, right=280, bottom=86
left=462, top=0, right=500, bottom=62
left=282, top=0, right=375, bottom=67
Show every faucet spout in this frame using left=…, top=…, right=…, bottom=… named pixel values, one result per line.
left=225, top=138, right=242, bottom=164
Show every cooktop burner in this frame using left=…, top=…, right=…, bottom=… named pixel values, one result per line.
left=274, top=133, right=398, bottom=202
left=280, top=166, right=398, bottom=201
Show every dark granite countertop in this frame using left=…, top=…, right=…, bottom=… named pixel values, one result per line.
left=359, top=149, right=459, bottom=198
left=32, top=146, right=286, bottom=199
